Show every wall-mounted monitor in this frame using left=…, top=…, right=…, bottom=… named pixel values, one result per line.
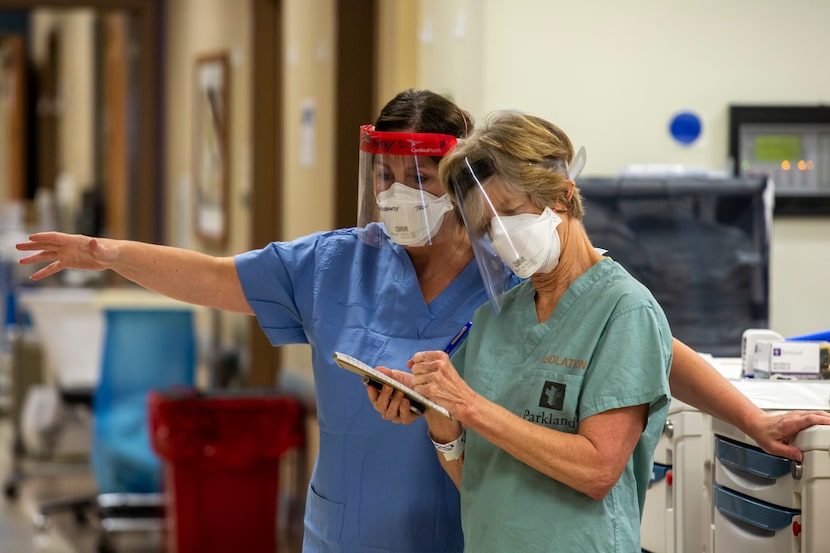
left=729, top=105, right=830, bottom=215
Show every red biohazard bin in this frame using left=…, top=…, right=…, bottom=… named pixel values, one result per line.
left=148, top=390, right=305, bottom=553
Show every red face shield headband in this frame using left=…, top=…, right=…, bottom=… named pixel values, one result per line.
left=356, top=125, right=461, bottom=247
left=359, top=125, right=458, bottom=157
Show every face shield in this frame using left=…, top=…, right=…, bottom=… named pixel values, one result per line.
left=449, top=147, right=587, bottom=313
left=357, top=125, right=459, bottom=247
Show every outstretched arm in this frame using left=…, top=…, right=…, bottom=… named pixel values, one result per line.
left=16, top=232, right=252, bottom=314
left=669, top=338, right=830, bottom=461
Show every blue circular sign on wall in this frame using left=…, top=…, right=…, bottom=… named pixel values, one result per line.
left=669, top=111, right=702, bottom=145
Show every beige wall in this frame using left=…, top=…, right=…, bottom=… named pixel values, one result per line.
left=165, top=0, right=338, bottom=381
left=279, top=0, right=337, bottom=377
left=421, top=0, right=830, bottom=176
left=411, top=0, right=830, bottom=338
left=416, top=0, right=484, bottom=120
left=164, top=0, right=254, bottom=367
left=282, top=0, right=336, bottom=239
left=56, top=10, right=94, bottom=204
left=375, top=1, right=419, bottom=114
left=770, top=218, right=830, bottom=336
left=165, top=0, right=252, bottom=254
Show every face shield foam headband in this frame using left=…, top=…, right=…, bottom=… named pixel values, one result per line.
left=356, top=125, right=459, bottom=247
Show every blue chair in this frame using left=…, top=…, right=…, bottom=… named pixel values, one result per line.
left=89, top=307, right=196, bottom=550
left=92, top=307, right=196, bottom=498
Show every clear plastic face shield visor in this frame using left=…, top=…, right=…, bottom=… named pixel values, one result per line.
left=449, top=147, right=586, bottom=313
left=357, top=125, right=459, bottom=247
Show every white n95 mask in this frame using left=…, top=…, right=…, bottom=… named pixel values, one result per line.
left=489, top=207, right=562, bottom=278
left=377, top=182, right=454, bottom=246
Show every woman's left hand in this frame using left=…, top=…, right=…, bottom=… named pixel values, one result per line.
left=749, top=410, right=830, bottom=461
left=366, top=367, right=421, bottom=424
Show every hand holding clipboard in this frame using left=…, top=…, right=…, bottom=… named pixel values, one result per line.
left=332, top=352, right=452, bottom=419
left=333, top=323, right=471, bottom=419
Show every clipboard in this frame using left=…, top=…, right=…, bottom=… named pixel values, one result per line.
left=332, top=352, right=452, bottom=419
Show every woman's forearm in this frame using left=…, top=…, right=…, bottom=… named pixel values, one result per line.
left=669, top=338, right=762, bottom=432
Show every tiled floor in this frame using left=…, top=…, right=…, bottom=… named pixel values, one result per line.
left=0, top=416, right=166, bottom=553
left=0, top=415, right=90, bottom=553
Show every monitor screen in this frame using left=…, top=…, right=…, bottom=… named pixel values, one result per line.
left=753, top=134, right=802, bottom=163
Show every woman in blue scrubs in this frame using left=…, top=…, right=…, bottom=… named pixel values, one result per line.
left=17, top=91, right=830, bottom=552
left=18, top=89, right=488, bottom=553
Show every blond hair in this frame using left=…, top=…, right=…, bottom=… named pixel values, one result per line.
left=440, top=111, right=585, bottom=221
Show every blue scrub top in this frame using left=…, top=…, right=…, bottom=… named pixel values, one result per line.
left=235, top=224, right=506, bottom=553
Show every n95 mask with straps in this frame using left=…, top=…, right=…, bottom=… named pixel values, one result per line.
left=489, top=207, right=562, bottom=278
left=376, top=182, right=454, bottom=246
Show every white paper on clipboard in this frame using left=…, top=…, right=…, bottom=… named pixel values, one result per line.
left=332, top=352, right=452, bottom=419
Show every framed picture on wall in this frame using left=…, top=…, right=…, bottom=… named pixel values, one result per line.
left=193, top=52, right=230, bottom=247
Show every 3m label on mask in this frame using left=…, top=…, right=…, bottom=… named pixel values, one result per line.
left=376, top=182, right=453, bottom=246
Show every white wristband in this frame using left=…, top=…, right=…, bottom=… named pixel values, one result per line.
left=430, top=430, right=466, bottom=461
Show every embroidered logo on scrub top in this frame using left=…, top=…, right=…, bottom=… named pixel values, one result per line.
left=524, top=381, right=575, bottom=428
left=543, top=355, right=587, bottom=369
left=538, top=381, right=565, bottom=410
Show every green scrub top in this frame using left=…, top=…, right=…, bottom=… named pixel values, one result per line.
left=454, top=259, right=672, bottom=553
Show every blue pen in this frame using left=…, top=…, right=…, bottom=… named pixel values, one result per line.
left=443, top=322, right=472, bottom=357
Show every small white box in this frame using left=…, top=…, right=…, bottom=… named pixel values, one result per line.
left=753, top=341, right=826, bottom=378
left=742, top=329, right=784, bottom=377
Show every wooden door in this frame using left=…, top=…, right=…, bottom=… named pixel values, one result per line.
left=0, top=34, right=26, bottom=202
left=100, top=13, right=128, bottom=238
